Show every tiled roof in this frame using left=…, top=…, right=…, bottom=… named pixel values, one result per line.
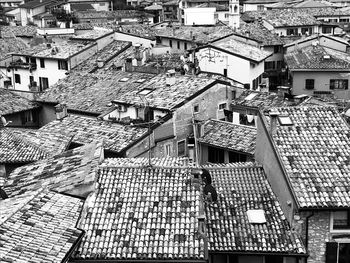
left=70, top=28, right=113, bottom=40
left=0, top=37, right=28, bottom=60
left=114, top=74, right=216, bottom=110
left=19, top=0, right=57, bottom=8
left=40, top=115, right=148, bottom=153
left=73, top=40, right=131, bottom=72
left=38, top=71, right=154, bottom=115
left=1, top=26, right=37, bottom=37
left=74, top=166, right=206, bottom=260
left=3, top=142, right=103, bottom=197
left=199, top=120, right=256, bottom=155
left=101, top=157, right=193, bottom=167
left=95, top=45, right=134, bottom=72
left=211, top=36, right=272, bottom=62
left=0, top=129, right=48, bottom=164
left=232, top=90, right=291, bottom=110
left=202, top=162, right=257, bottom=168
left=74, top=10, right=153, bottom=19
left=245, top=9, right=321, bottom=27
left=205, top=166, right=306, bottom=254
left=71, top=3, right=94, bottom=11
left=237, top=21, right=283, bottom=46
left=117, top=24, right=156, bottom=40
left=14, top=40, right=95, bottom=59
left=155, top=25, right=235, bottom=44
left=10, top=128, right=72, bottom=156
left=285, top=45, right=350, bottom=70
left=0, top=88, right=38, bottom=116
left=0, top=190, right=83, bottom=262
left=271, top=106, right=350, bottom=208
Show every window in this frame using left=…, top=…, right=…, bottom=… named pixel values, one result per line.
left=257, top=4, right=264, bottom=11
left=326, top=242, right=350, bottom=263
left=330, top=79, right=348, bottom=90
left=169, top=40, right=172, bottom=48
left=40, top=58, right=45, bottom=68
left=193, top=104, right=199, bottom=113
left=164, top=143, right=172, bottom=156
left=305, top=79, right=315, bottom=90
left=265, top=61, right=275, bottom=70
left=15, top=74, right=21, bottom=84
left=340, top=18, right=349, bottom=22
left=276, top=60, right=283, bottom=69
left=223, top=68, right=227, bottom=77
left=119, top=77, right=130, bottom=82
left=331, top=211, right=350, bottom=231
left=138, top=88, right=153, bottom=95
left=218, top=102, right=227, bottom=110
left=208, top=146, right=224, bottom=163
left=177, top=41, right=180, bottom=49
left=58, top=60, right=68, bottom=70
left=29, top=76, right=34, bottom=84
left=39, top=77, right=49, bottom=91
left=20, top=111, right=36, bottom=124
left=286, top=28, right=298, bottom=36
left=231, top=90, right=236, bottom=99
left=247, top=209, right=266, bottom=224
left=301, top=27, right=312, bottom=35
left=225, top=13, right=229, bottom=18
left=274, top=46, right=281, bottom=53
left=184, top=42, right=188, bottom=50
left=177, top=140, right=186, bottom=156
left=278, top=116, right=293, bottom=126
left=322, top=27, right=332, bottom=34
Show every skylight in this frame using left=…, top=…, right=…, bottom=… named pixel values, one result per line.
left=119, top=77, right=130, bottom=82
left=244, top=93, right=258, bottom=101
left=278, top=116, right=293, bottom=126
left=138, top=88, right=153, bottom=95
left=136, top=78, right=146, bottom=83
left=247, top=209, right=266, bottom=224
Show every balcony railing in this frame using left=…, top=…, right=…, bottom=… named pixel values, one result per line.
left=8, top=61, right=37, bottom=70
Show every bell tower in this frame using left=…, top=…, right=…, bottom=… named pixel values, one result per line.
left=229, top=0, right=240, bottom=29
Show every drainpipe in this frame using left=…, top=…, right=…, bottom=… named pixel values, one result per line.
left=305, top=211, right=314, bottom=262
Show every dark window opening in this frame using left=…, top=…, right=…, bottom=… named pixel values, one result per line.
left=177, top=140, right=186, bottom=156
left=40, top=58, right=45, bottom=68
left=229, top=151, right=247, bottom=163
left=15, top=74, right=21, bottom=84
left=330, top=79, right=348, bottom=90
left=208, top=146, right=224, bottom=163
left=305, top=79, right=315, bottom=90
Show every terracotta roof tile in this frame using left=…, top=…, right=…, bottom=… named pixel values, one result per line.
left=38, top=71, right=154, bottom=114
left=199, top=120, right=256, bottom=155
left=74, top=165, right=205, bottom=260
left=102, top=157, right=193, bottom=167
left=237, top=22, right=283, bottom=46
left=232, top=90, right=291, bottom=109
left=0, top=88, right=38, bottom=116
left=271, top=106, right=350, bottom=208
left=40, top=115, right=148, bottom=153
left=285, top=45, right=350, bottom=70
left=3, top=142, right=103, bottom=198
left=205, top=166, right=306, bottom=254
left=0, top=38, right=28, bottom=60
left=0, top=191, right=83, bottom=262
left=114, top=74, right=216, bottom=110
left=0, top=26, right=37, bottom=38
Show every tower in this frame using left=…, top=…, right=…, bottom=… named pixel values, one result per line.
left=229, top=0, right=240, bottom=30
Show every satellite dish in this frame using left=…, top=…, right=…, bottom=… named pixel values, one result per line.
left=1, top=116, right=12, bottom=127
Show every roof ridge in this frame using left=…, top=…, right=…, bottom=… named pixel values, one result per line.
left=207, top=118, right=258, bottom=129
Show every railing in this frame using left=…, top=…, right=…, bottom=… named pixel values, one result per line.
left=8, top=61, right=37, bottom=70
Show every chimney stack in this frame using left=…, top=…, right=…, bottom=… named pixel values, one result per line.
left=166, top=69, right=176, bottom=86
left=97, top=59, right=104, bottom=68
left=55, top=103, right=68, bottom=121
left=269, top=108, right=280, bottom=136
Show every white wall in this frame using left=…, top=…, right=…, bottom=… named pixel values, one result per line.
left=114, top=32, right=156, bottom=48
left=184, top=8, right=216, bottom=26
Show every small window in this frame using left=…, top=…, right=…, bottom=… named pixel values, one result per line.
left=177, top=140, right=186, bottom=156
left=273, top=46, right=280, bottom=53
left=169, top=40, right=172, bottom=48
left=244, top=93, right=258, bottom=101
left=218, top=102, right=227, bottom=110
left=193, top=104, right=199, bottom=113
left=322, top=27, right=332, bottom=34
left=164, top=143, right=172, bottom=156
left=177, top=41, right=180, bottom=49
left=330, top=79, right=348, bottom=90
left=287, top=28, right=298, bottom=36
left=40, top=58, right=45, bottom=68
left=332, top=211, right=350, bottom=230
left=15, top=74, right=21, bottom=84
left=231, top=90, right=236, bottom=99
left=184, top=42, right=188, bottom=50
left=138, top=88, right=153, bottom=95
left=39, top=77, right=49, bottom=91
left=119, top=77, right=130, bottom=82
left=58, top=60, right=68, bottom=70
left=305, top=79, right=315, bottom=90
left=247, top=209, right=266, bottom=224
left=29, top=76, right=34, bottom=84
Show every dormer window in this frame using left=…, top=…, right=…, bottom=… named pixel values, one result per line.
left=247, top=209, right=266, bottom=224
left=119, top=77, right=130, bottom=82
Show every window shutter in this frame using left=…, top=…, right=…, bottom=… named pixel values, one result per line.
left=344, top=79, right=348, bottom=90
left=326, top=242, right=338, bottom=263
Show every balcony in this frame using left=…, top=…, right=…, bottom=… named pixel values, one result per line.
left=8, top=60, right=37, bottom=71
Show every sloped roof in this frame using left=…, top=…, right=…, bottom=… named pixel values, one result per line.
left=232, top=90, right=291, bottom=110
left=270, top=106, right=350, bottom=208
left=70, top=3, right=94, bottom=11
left=285, top=45, right=350, bottom=70
left=0, top=88, right=38, bottom=116
left=101, top=157, right=192, bottom=167
left=205, top=166, right=306, bottom=254
left=0, top=37, right=28, bottom=60
left=40, top=115, right=148, bottom=153
left=0, top=129, right=48, bottom=164
left=0, top=190, right=83, bottom=262
left=73, top=165, right=206, bottom=260
left=3, top=142, right=103, bottom=198
left=198, top=119, right=256, bottom=155
left=210, top=36, right=273, bottom=63
left=1, top=26, right=37, bottom=37
left=114, top=74, right=216, bottom=110
left=38, top=71, right=154, bottom=115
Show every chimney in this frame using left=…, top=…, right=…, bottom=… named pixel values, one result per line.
left=55, top=103, right=68, bottom=121
left=269, top=108, right=280, bottom=135
left=97, top=59, right=104, bottom=68
left=166, top=69, right=176, bottom=86
left=125, top=58, right=133, bottom=72
left=277, top=86, right=290, bottom=98
left=134, top=44, right=143, bottom=66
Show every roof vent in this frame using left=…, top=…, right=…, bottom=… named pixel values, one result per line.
left=247, top=209, right=266, bottom=224
left=166, top=69, right=176, bottom=86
